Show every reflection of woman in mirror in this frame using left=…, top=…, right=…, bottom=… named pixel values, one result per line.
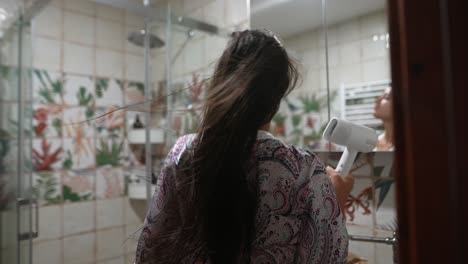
left=374, top=86, right=394, bottom=151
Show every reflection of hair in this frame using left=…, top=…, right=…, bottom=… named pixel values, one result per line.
left=154, top=30, right=299, bottom=263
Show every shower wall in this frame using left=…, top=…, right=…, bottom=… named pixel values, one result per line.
left=29, top=1, right=147, bottom=264
left=27, top=0, right=249, bottom=264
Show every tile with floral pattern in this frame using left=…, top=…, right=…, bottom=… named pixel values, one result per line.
left=62, top=106, right=95, bottom=138
left=32, top=138, right=63, bottom=171
left=124, top=81, right=144, bottom=106
left=0, top=102, right=20, bottom=137
left=96, top=167, right=124, bottom=199
left=62, top=138, right=95, bottom=170
left=95, top=138, right=124, bottom=168
left=95, top=78, right=124, bottom=107
left=95, top=106, right=125, bottom=138
left=32, top=70, right=62, bottom=104
left=63, top=74, right=94, bottom=107
left=32, top=171, right=62, bottom=205
left=62, top=170, right=95, bottom=203
left=33, top=104, right=63, bottom=137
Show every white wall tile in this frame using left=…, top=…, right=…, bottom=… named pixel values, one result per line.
left=183, top=0, right=202, bottom=13
left=125, top=11, right=144, bottom=27
left=97, top=197, right=124, bottom=229
left=363, top=59, right=390, bottom=82
left=64, top=0, right=96, bottom=16
left=302, top=50, right=321, bottom=71
left=125, top=197, right=145, bottom=225
left=33, top=240, right=62, bottom=264
left=96, top=49, right=124, bottom=78
left=36, top=205, right=62, bottom=241
left=328, top=45, right=339, bottom=67
left=152, top=51, right=167, bottom=82
left=125, top=54, right=144, bottom=81
left=339, top=41, right=361, bottom=65
left=340, top=64, right=363, bottom=84
left=124, top=224, right=141, bottom=254
left=204, top=0, right=225, bottom=27
left=33, top=37, right=61, bottom=71
left=303, top=69, right=320, bottom=93
left=337, top=19, right=361, bottom=44
left=98, top=257, right=125, bottom=264
left=172, top=44, right=186, bottom=78
left=97, top=19, right=124, bottom=50
left=63, top=201, right=95, bottom=236
left=97, top=227, right=125, bottom=260
left=374, top=230, right=395, bottom=264
left=33, top=5, right=61, bottom=38
left=64, top=233, right=96, bottom=264
left=225, top=0, right=248, bottom=27
left=348, top=232, right=376, bottom=263
left=64, top=42, right=94, bottom=75
left=204, top=35, right=226, bottom=66
left=97, top=4, right=123, bottom=22
left=362, top=39, right=389, bottom=60
left=184, top=38, right=205, bottom=72
left=64, top=11, right=95, bottom=45
left=360, top=11, right=387, bottom=39
left=326, top=25, right=339, bottom=47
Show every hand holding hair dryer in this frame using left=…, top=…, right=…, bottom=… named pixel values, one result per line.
left=322, top=117, right=378, bottom=176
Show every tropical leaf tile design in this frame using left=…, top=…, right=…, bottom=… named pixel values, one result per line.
left=33, top=104, right=63, bottom=137
left=32, top=171, right=62, bottom=206
left=95, top=78, right=124, bottom=107
left=32, top=70, right=62, bottom=104
left=95, top=138, right=124, bottom=167
left=96, top=167, right=124, bottom=199
left=63, top=107, right=95, bottom=138
left=95, top=107, right=125, bottom=138
left=62, top=170, right=95, bottom=203
left=63, top=74, right=94, bottom=107
left=0, top=65, right=19, bottom=101
left=125, top=81, right=145, bottom=106
left=62, top=138, right=95, bottom=170
left=32, top=138, right=63, bottom=171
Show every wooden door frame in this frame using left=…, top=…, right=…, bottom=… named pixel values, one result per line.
left=387, top=0, right=467, bottom=263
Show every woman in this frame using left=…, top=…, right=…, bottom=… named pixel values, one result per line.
left=374, top=86, right=394, bottom=151
left=135, top=30, right=353, bottom=264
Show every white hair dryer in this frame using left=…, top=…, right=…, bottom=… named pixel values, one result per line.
left=322, top=117, right=378, bottom=176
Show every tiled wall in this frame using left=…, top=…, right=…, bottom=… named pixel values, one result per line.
left=30, top=0, right=148, bottom=263
left=269, top=11, right=391, bottom=151
left=28, top=0, right=249, bottom=264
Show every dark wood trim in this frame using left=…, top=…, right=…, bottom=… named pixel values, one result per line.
left=387, top=0, right=467, bottom=263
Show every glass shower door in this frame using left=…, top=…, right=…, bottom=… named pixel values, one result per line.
left=0, top=10, right=35, bottom=264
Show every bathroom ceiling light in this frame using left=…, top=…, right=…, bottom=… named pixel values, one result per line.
left=380, top=34, right=385, bottom=41
left=372, top=35, right=378, bottom=41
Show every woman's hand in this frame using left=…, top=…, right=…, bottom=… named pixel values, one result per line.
left=326, top=166, right=354, bottom=211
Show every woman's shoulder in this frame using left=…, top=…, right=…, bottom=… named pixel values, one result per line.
left=167, top=134, right=197, bottom=165
left=255, top=131, right=326, bottom=174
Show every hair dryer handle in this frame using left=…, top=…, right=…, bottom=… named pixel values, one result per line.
left=336, top=148, right=358, bottom=176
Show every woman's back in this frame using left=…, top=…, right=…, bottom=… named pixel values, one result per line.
left=135, top=131, right=348, bottom=263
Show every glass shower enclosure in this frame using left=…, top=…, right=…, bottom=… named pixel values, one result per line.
left=1, top=1, right=50, bottom=263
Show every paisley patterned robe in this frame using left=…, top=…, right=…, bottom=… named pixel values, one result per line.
left=136, top=131, right=348, bottom=264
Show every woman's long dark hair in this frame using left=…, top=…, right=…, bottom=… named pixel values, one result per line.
left=194, top=29, right=298, bottom=263
left=153, top=29, right=298, bottom=263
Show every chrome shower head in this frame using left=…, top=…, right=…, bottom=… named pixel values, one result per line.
left=128, top=30, right=165, bottom=49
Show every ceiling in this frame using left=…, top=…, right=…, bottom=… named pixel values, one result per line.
left=251, top=0, right=386, bottom=38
